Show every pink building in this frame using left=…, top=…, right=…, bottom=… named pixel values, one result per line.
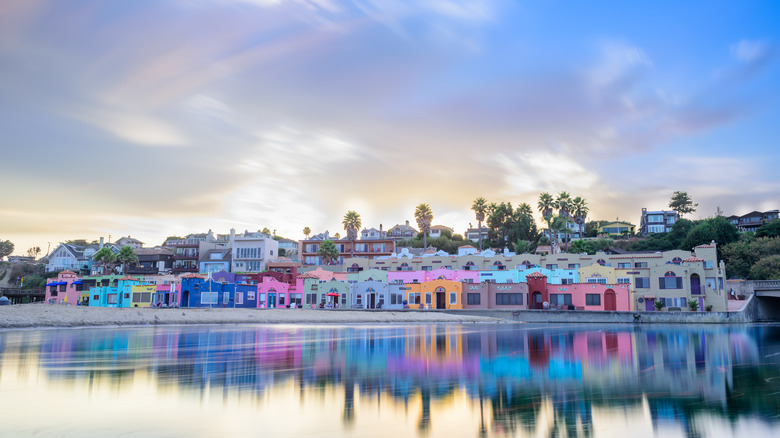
left=257, top=277, right=292, bottom=308
left=546, top=282, right=630, bottom=311
left=387, top=268, right=478, bottom=285
left=44, top=270, right=83, bottom=305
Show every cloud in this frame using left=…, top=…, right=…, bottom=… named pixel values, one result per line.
left=75, top=110, right=188, bottom=147
left=730, top=39, right=769, bottom=63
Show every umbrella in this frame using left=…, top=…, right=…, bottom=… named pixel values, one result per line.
left=326, top=292, right=340, bottom=297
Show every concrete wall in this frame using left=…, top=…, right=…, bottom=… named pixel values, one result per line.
left=443, top=301, right=756, bottom=323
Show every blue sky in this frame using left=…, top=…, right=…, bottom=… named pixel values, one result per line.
left=1, top=0, right=778, bottom=254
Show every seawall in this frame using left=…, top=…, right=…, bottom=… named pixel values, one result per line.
left=444, top=295, right=759, bottom=324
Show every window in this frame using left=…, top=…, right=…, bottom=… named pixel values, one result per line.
left=659, top=277, right=683, bottom=289
left=549, top=294, right=572, bottom=306
left=568, top=263, right=580, bottom=269
left=279, top=294, right=285, bottom=305
left=236, top=293, right=243, bottom=305
left=305, top=293, right=317, bottom=304
left=259, top=294, right=266, bottom=306
left=290, top=294, right=302, bottom=305
left=422, top=266, right=432, bottom=271
left=201, top=292, right=218, bottom=304
left=618, top=263, right=630, bottom=269
left=648, top=225, right=665, bottom=233
left=617, top=278, right=631, bottom=284
left=703, top=261, right=714, bottom=268
left=450, top=292, right=457, bottom=304
left=425, top=294, right=432, bottom=304
left=560, top=278, right=574, bottom=285
left=248, top=291, right=255, bottom=301
left=311, top=284, right=318, bottom=290
left=635, top=277, right=650, bottom=288
left=634, top=262, right=648, bottom=268
left=409, top=293, right=420, bottom=304
left=586, top=294, right=601, bottom=305
left=124, top=293, right=130, bottom=299
left=546, top=264, right=558, bottom=270
left=496, top=293, right=523, bottom=305
left=587, top=277, right=608, bottom=284
left=718, top=278, right=724, bottom=290
left=664, top=297, right=686, bottom=308
left=223, top=293, right=229, bottom=305
left=467, top=293, right=481, bottom=305
left=107, top=293, right=118, bottom=304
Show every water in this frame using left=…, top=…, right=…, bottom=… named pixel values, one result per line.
left=1, top=324, right=779, bottom=438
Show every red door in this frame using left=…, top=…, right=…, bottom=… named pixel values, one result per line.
left=604, top=290, right=616, bottom=311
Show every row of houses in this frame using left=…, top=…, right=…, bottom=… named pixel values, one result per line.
left=44, top=241, right=727, bottom=312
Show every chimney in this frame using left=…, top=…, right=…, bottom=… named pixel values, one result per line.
left=379, top=224, right=383, bottom=231
left=406, top=220, right=409, bottom=226
left=99, top=237, right=104, bottom=249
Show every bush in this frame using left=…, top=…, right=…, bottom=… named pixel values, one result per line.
left=654, top=300, right=665, bottom=311
left=688, top=299, right=699, bottom=311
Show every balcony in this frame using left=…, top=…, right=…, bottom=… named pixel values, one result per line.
left=126, top=266, right=160, bottom=275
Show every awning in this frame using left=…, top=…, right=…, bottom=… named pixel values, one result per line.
left=72, top=280, right=83, bottom=285
left=45, top=283, right=58, bottom=287
left=643, top=295, right=656, bottom=299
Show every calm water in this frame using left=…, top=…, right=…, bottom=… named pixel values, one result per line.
left=1, top=324, right=779, bottom=438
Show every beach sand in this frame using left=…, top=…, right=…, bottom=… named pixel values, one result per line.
left=0, top=304, right=504, bottom=329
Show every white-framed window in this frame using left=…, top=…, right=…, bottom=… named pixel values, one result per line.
left=236, top=293, right=243, bottom=305
left=617, top=278, right=631, bottom=284
left=223, top=293, right=229, bottom=305
left=449, top=292, right=457, bottom=304
left=425, top=293, right=432, bottom=304
left=201, top=292, right=218, bottom=305
left=107, top=293, right=118, bottom=304
left=259, top=293, right=266, bottom=306
left=248, top=291, right=255, bottom=300
left=587, top=278, right=608, bottom=284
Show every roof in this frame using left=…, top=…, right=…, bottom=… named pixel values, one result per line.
left=527, top=271, right=548, bottom=278
left=431, top=225, right=454, bottom=231
left=180, top=273, right=207, bottom=279
left=298, top=272, right=319, bottom=279
left=459, top=245, right=476, bottom=249
left=119, top=276, right=141, bottom=281
left=683, top=256, right=703, bottom=262
left=134, top=247, right=174, bottom=256
left=695, top=244, right=715, bottom=248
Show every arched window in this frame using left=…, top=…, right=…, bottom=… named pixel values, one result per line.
left=664, top=271, right=677, bottom=277
left=672, top=257, right=683, bottom=264
left=435, top=286, right=446, bottom=292
left=597, top=259, right=606, bottom=266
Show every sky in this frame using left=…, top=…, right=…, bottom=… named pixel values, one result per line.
left=1, top=0, right=779, bottom=255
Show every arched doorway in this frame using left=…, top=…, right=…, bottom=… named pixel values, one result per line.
left=435, top=286, right=447, bottom=309
left=690, top=273, right=701, bottom=295
left=531, top=291, right=543, bottom=309
left=604, top=289, right=616, bottom=311
left=181, top=290, right=189, bottom=308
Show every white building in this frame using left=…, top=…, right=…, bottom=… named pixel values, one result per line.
left=231, top=229, right=278, bottom=273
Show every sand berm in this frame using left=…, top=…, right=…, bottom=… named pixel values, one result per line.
left=0, top=303, right=506, bottom=329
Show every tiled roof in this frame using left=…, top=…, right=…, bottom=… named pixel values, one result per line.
left=527, top=271, right=548, bottom=278
left=120, top=276, right=141, bottom=281
left=695, top=244, right=715, bottom=248
left=683, top=256, right=704, bottom=262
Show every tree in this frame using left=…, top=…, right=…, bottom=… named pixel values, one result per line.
left=508, top=203, right=538, bottom=245
left=342, top=211, right=361, bottom=257
left=334, top=232, right=341, bottom=240
left=317, top=239, right=340, bottom=265
left=278, top=248, right=287, bottom=258
left=93, top=247, right=117, bottom=275
left=681, top=216, right=739, bottom=254
left=415, top=203, right=434, bottom=249
left=556, top=192, right=572, bottom=218
left=721, top=237, right=780, bottom=279
left=688, top=299, right=699, bottom=311
left=654, top=300, right=666, bottom=311
left=749, top=255, right=780, bottom=280
left=514, top=239, right=533, bottom=254
left=550, top=215, right=574, bottom=252
left=0, top=239, right=14, bottom=260
left=756, top=221, right=780, bottom=238
left=537, top=193, right=556, bottom=248
left=487, top=202, right=513, bottom=249
left=571, top=196, right=589, bottom=239
left=26, top=246, right=41, bottom=259
left=65, top=239, right=89, bottom=246
left=669, top=191, right=698, bottom=217
left=667, top=218, right=694, bottom=249
left=569, top=239, right=596, bottom=255
left=117, top=245, right=139, bottom=274
left=260, top=227, right=272, bottom=235
left=471, top=197, right=488, bottom=251
left=303, top=227, right=311, bottom=239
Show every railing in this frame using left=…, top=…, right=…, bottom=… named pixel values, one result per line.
left=754, top=280, right=780, bottom=290
left=126, top=266, right=160, bottom=274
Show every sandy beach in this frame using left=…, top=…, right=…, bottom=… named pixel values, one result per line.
left=0, top=304, right=505, bottom=329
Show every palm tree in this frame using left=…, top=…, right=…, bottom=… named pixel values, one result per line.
left=334, top=232, right=341, bottom=240
left=117, top=245, right=139, bottom=274
left=342, top=211, right=361, bottom=257
left=537, top=192, right=556, bottom=251
left=471, top=197, right=487, bottom=251
left=415, top=203, right=433, bottom=249
left=303, top=227, right=311, bottom=239
left=551, top=215, right=575, bottom=252
left=317, top=239, right=339, bottom=265
left=571, top=196, right=589, bottom=240
left=556, top=192, right=572, bottom=217
left=93, top=247, right=117, bottom=275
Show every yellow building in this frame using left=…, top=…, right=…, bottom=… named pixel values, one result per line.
left=597, top=221, right=636, bottom=236
left=405, top=279, right=463, bottom=310
left=130, top=284, right=156, bottom=307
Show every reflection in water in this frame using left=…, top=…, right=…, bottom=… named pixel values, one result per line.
left=1, top=324, right=779, bottom=437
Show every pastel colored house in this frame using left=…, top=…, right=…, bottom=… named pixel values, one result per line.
left=350, top=280, right=388, bottom=309
left=405, top=279, right=463, bottom=309
left=44, top=270, right=83, bottom=305
left=462, top=282, right=529, bottom=310
left=257, top=277, right=291, bottom=308
left=128, top=284, right=157, bottom=308
left=88, top=276, right=143, bottom=308
left=234, top=283, right=259, bottom=308
left=479, top=270, right=518, bottom=284
left=180, top=277, right=238, bottom=308
left=546, top=283, right=630, bottom=311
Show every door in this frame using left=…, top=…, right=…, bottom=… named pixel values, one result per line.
left=532, top=292, right=543, bottom=309
left=645, top=299, right=655, bottom=311
left=268, top=293, right=276, bottom=308
left=691, top=274, right=701, bottom=295
left=604, top=290, right=616, bottom=311
left=369, top=294, right=375, bottom=309
left=436, top=292, right=446, bottom=309
left=181, top=290, right=189, bottom=308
